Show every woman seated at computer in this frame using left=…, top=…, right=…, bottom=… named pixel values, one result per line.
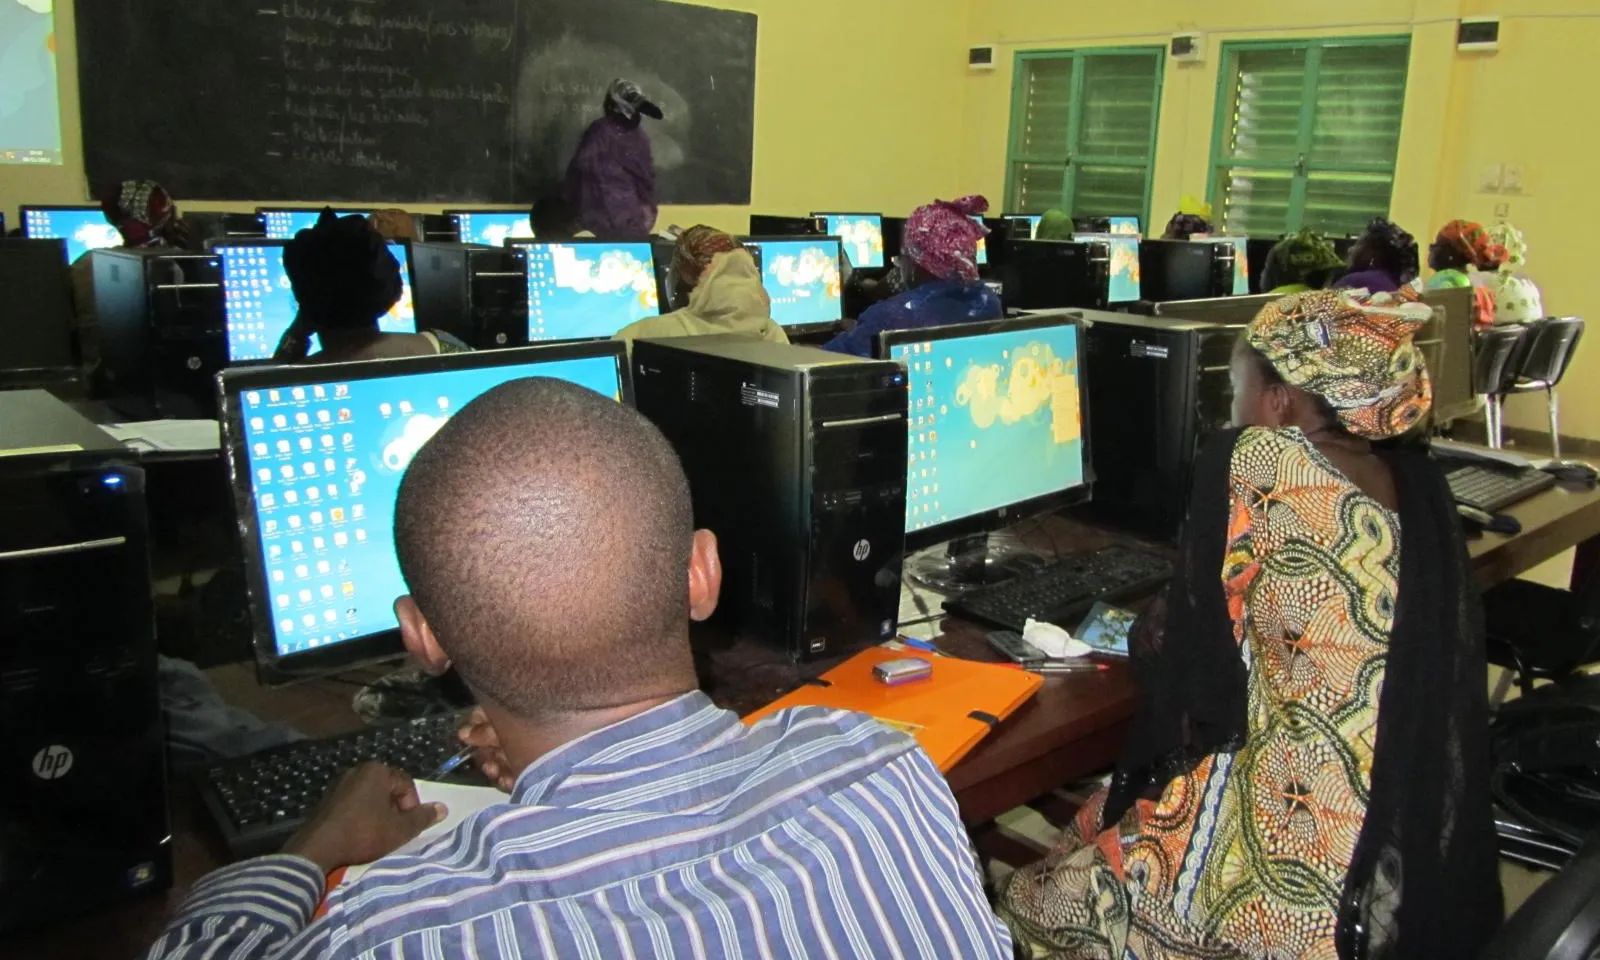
left=823, top=195, right=1002, bottom=358
left=1425, top=219, right=1506, bottom=329
left=1334, top=216, right=1419, bottom=293
left=1259, top=229, right=1345, bottom=294
left=614, top=225, right=787, bottom=344
left=273, top=210, right=468, bottom=364
left=996, top=287, right=1500, bottom=959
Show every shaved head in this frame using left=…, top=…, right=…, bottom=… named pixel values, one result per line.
left=393, top=378, right=696, bottom=718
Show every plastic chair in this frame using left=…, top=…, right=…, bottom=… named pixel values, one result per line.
left=1501, top=317, right=1586, bottom=460
left=1481, top=828, right=1600, bottom=960
left=1474, top=325, right=1531, bottom=449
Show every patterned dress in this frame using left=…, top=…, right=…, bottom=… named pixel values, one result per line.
left=999, top=427, right=1400, bottom=959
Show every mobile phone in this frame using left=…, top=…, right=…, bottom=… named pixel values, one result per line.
left=985, top=629, right=1048, bottom=665
left=873, top=658, right=933, bottom=686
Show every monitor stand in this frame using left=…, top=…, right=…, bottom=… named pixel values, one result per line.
left=905, top=531, right=1050, bottom=595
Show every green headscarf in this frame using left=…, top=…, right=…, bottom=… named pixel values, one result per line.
left=1261, top=229, right=1345, bottom=292
left=1035, top=209, right=1074, bottom=241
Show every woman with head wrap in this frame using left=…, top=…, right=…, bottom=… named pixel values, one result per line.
left=1259, top=229, right=1345, bottom=294
left=1334, top=216, right=1419, bottom=293
left=1424, top=219, right=1507, bottom=328
left=1035, top=208, right=1075, bottom=242
left=1484, top=221, right=1544, bottom=326
left=562, top=78, right=663, bottom=239
left=614, top=225, right=786, bottom=345
left=823, top=195, right=1002, bottom=357
left=997, top=288, right=1500, bottom=960
left=273, top=210, right=469, bottom=364
left=1160, top=212, right=1212, bottom=240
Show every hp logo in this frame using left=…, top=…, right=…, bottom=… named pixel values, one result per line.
left=852, top=539, right=872, bottom=562
left=31, top=745, right=74, bottom=781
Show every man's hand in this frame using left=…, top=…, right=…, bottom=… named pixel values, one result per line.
left=459, top=708, right=515, bottom=792
left=283, top=763, right=445, bottom=874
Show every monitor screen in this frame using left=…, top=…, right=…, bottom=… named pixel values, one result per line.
left=21, top=207, right=121, bottom=262
left=517, top=240, right=660, bottom=342
left=219, top=241, right=416, bottom=362
left=751, top=238, right=843, bottom=326
left=889, top=320, right=1085, bottom=533
left=228, top=347, right=627, bottom=661
left=814, top=214, right=885, bottom=269
left=260, top=209, right=373, bottom=240
left=453, top=211, right=534, bottom=247
left=1108, top=216, right=1141, bottom=237
left=971, top=215, right=989, bottom=266
left=1007, top=215, right=1042, bottom=240
left=1076, top=234, right=1142, bottom=302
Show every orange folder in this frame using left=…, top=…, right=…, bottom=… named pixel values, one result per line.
left=743, top=646, right=1042, bottom=772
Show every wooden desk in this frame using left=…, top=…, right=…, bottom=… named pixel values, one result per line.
left=13, top=480, right=1600, bottom=959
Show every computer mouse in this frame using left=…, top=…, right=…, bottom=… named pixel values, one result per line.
left=1546, top=461, right=1600, bottom=486
left=1457, top=503, right=1521, bottom=536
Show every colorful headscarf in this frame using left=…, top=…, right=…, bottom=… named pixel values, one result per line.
left=1246, top=287, right=1434, bottom=439
left=1357, top=217, right=1420, bottom=284
left=1162, top=213, right=1212, bottom=240
left=1035, top=208, right=1074, bottom=241
left=1487, top=222, right=1528, bottom=270
left=671, top=225, right=742, bottom=289
left=100, top=179, right=182, bottom=248
left=903, top=195, right=990, bottom=284
left=1436, top=219, right=1506, bottom=271
left=1262, top=229, right=1345, bottom=290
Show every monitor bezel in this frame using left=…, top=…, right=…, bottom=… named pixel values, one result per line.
left=875, top=311, right=1096, bottom=552
left=505, top=238, right=663, bottom=343
left=444, top=209, right=535, bottom=245
left=207, top=238, right=418, bottom=364
left=254, top=207, right=375, bottom=239
left=738, top=234, right=846, bottom=327
left=18, top=204, right=113, bottom=254
left=217, top=340, right=634, bottom=685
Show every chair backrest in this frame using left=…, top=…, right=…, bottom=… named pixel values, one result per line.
left=1517, top=316, right=1586, bottom=386
left=1482, top=829, right=1600, bottom=959
left=1474, top=325, right=1530, bottom=395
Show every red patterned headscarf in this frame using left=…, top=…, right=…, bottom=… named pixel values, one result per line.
left=1247, top=287, right=1434, bottom=439
left=1436, top=219, right=1507, bottom=271
left=903, top=195, right=990, bottom=284
left=671, top=225, right=742, bottom=288
left=99, top=180, right=184, bottom=248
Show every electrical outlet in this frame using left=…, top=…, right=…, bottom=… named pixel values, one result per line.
left=1479, top=163, right=1504, bottom=193
left=1502, top=164, right=1525, bottom=193
left=1494, top=202, right=1511, bottom=219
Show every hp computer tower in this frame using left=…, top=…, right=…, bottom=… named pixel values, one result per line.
left=1000, top=240, right=1110, bottom=310
left=90, top=248, right=225, bottom=417
left=411, top=242, right=530, bottom=349
left=1080, top=311, right=1239, bottom=538
left=0, top=239, right=77, bottom=390
left=633, top=337, right=908, bottom=661
left=0, top=392, right=169, bottom=932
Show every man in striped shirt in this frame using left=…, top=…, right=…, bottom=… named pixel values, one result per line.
left=146, top=378, right=1011, bottom=960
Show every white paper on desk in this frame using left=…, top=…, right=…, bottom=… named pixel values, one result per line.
left=1023, top=619, right=1093, bottom=659
left=339, top=780, right=505, bottom=885
left=102, top=419, right=221, bottom=452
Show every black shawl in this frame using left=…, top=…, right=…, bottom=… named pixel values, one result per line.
left=1104, top=428, right=1503, bottom=959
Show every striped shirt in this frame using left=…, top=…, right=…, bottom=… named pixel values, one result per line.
left=145, top=692, right=1012, bottom=959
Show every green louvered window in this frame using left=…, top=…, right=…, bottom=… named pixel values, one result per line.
left=1005, top=48, right=1163, bottom=223
left=1208, top=37, right=1410, bottom=237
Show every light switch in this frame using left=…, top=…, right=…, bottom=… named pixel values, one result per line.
left=1502, top=164, right=1525, bottom=192
left=1479, top=163, right=1504, bottom=192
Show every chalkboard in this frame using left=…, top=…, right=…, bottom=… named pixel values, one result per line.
left=75, top=0, right=757, bottom=205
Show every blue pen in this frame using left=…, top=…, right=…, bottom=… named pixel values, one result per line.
left=898, top=636, right=940, bottom=654
left=428, top=745, right=476, bottom=781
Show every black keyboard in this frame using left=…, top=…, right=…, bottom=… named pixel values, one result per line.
left=943, top=544, right=1174, bottom=632
left=1446, top=463, right=1556, bottom=514
left=199, top=712, right=475, bottom=859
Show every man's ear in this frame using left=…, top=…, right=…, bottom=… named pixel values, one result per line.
left=395, top=595, right=451, bottom=676
left=688, top=529, right=722, bottom=623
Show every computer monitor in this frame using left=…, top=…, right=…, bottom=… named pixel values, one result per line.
left=1006, top=215, right=1043, bottom=240
left=511, top=239, right=660, bottom=342
left=20, top=205, right=121, bottom=262
left=1001, top=240, right=1108, bottom=310
left=218, top=341, right=631, bottom=681
left=876, top=314, right=1090, bottom=550
left=258, top=208, right=374, bottom=240
left=813, top=213, right=885, bottom=269
left=1075, top=234, right=1141, bottom=302
left=447, top=209, right=535, bottom=247
left=1108, top=216, right=1141, bottom=237
left=971, top=215, right=990, bottom=266
left=1139, top=239, right=1229, bottom=302
left=747, top=214, right=820, bottom=237
left=744, top=237, right=844, bottom=327
left=215, top=240, right=417, bottom=362
left=1206, top=236, right=1251, bottom=295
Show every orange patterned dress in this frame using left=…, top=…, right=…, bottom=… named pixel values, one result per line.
left=998, top=427, right=1399, bottom=959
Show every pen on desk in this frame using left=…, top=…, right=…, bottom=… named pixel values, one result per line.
left=897, top=636, right=940, bottom=654
left=428, top=744, right=476, bottom=781
left=1028, top=662, right=1110, bottom=674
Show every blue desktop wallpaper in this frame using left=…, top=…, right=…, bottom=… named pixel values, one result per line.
left=521, top=242, right=659, bottom=341
left=1077, top=234, right=1143, bottom=302
left=1009, top=215, right=1042, bottom=240
left=1108, top=216, right=1141, bottom=237
left=970, top=214, right=989, bottom=267
left=23, top=208, right=120, bottom=261
left=756, top=239, right=842, bottom=326
left=456, top=212, right=534, bottom=247
left=237, top=354, right=624, bottom=657
left=220, top=242, right=416, bottom=362
left=892, top=324, right=1085, bottom=533
left=819, top=214, right=885, bottom=269
left=261, top=209, right=373, bottom=240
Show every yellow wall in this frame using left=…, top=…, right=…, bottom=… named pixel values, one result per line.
left=960, top=0, right=1600, bottom=439
left=0, top=0, right=969, bottom=237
